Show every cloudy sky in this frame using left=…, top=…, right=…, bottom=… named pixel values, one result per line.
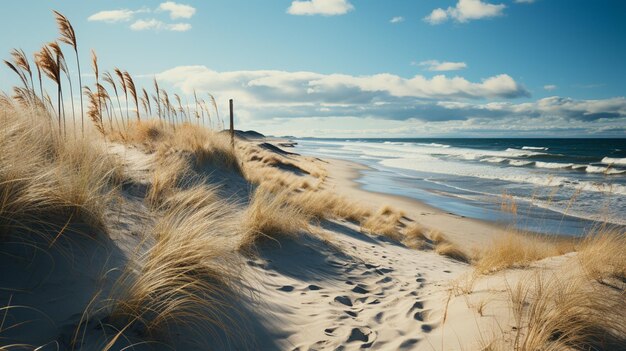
left=1, top=0, right=625, bottom=137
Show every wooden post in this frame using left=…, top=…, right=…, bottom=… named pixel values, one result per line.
left=229, top=99, right=234, bottom=147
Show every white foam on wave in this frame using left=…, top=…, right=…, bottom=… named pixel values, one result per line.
left=586, top=165, right=626, bottom=175
left=509, top=160, right=534, bottom=166
left=416, top=142, right=451, bottom=148
left=534, top=161, right=574, bottom=169
left=505, top=148, right=547, bottom=156
left=601, top=157, right=626, bottom=165
left=380, top=157, right=626, bottom=196
left=481, top=157, right=508, bottom=163
left=522, top=146, right=549, bottom=150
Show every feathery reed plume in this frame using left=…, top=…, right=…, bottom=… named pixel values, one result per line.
left=53, top=10, right=84, bottom=136
left=12, top=86, right=36, bottom=109
left=193, top=89, right=200, bottom=122
left=174, top=94, right=185, bottom=122
left=142, top=88, right=151, bottom=117
left=103, top=71, right=125, bottom=130
left=91, top=50, right=103, bottom=121
left=97, top=83, right=113, bottom=132
left=83, top=86, right=104, bottom=135
left=114, top=68, right=128, bottom=123
left=161, top=89, right=171, bottom=124
left=35, top=44, right=62, bottom=132
left=153, top=78, right=161, bottom=121
left=140, top=95, right=149, bottom=117
left=4, top=56, right=29, bottom=89
left=50, top=42, right=75, bottom=137
left=209, top=94, right=221, bottom=130
left=123, top=71, right=140, bottom=122
left=49, top=43, right=67, bottom=136
left=10, top=49, right=34, bottom=90
left=4, top=59, right=28, bottom=90
left=33, top=53, right=44, bottom=101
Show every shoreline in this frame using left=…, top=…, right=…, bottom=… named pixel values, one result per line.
left=320, top=157, right=505, bottom=248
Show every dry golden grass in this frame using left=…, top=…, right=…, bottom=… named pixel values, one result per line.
left=114, top=121, right=241, bottom=174
left=239, top=186, right=311, bottom=249
left=578, top=227, right=626, bottom=288
left=403, top=223, right=430, bottom=249
left=146, top=152, right=191, bottom=206
left=473, top=231, right=569, bottom=274
left=361, top=205, right=405, bottom=240
left=499, top=272, right=626, bottom=351
left=113, top=186, right=244, bottom=345
left=0, top=105, right=120, bottom=238
left=436, top=242, right=471, bottom=263
left=425, top=230, right=471, bottom=263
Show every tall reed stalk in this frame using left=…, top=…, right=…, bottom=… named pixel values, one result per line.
left=123, top=71, right=139, bottom=122
left=54, top=10, right=83, bottom=137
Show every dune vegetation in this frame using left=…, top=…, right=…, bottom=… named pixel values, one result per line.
left=0, top=9, right=624, bottom=351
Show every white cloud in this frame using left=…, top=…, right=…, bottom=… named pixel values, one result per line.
left=88, top=9, right=136, bottom=23
left=418, top=60, right=468, bottom=72
left=287, top=0, right=354, bottom=16
left=157, top=1, right=196, bottom=19
left=156, top=66, right=528, bottom=102
left=130, top=19, right=191, bottom=32
left=390, top=16, right=404, bottom=24
left=424, top=8, right=449, bottom=24
left=151, top=66, right=625, bottom=137
left=168, top=23, right=192, bottom=32
left=543, top=84, right=557, bottom=91
left=425, top=0, right=505, bottom=24
left=89, top=3, right=193, bottom=32
left=515, top=0, right=536, bottom=3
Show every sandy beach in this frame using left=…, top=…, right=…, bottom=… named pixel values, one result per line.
left=322, top=158, right=503, bottom=248
left=0, top=8, right=624, bottom=349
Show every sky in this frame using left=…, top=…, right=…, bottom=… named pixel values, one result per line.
left=0, top=0, right=625, bottom=138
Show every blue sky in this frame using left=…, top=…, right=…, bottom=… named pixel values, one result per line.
left=1, top=0, right=625, bottom=137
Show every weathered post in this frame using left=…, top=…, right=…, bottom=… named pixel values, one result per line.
left=229, top=98, right=234, bottom=147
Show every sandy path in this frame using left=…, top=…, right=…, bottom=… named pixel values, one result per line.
left=243, top=219, right=469, bottom=351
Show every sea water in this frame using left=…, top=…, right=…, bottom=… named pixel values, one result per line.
left=294, top=138, right=626, bottom=236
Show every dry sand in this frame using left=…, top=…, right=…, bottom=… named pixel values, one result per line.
left=0, top=138, right=584, bottom=350
left=234, top=150, right=517, bottom=350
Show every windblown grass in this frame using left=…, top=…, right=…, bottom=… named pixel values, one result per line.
left=427, top=230, right=471, bottom=263
left=578, top=227, right=626, bottom=288
left=0, top=105, right=120, bottom=239
left=473, top=231, right=569, bottom=274
left=115, top=120, right=242, bottom=174
left=240, top=187, right=311, bottom=249
left=402, top=223, right=430, bottom=249
left=112, top=186, right=244, bottom=346
left=361, top=205, right=405, bottom=240
left=500, top=272, right=626, bottom=351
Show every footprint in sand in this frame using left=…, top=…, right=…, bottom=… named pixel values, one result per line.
left=278, top=285, right=295, bottom=292
left=334, top=295, right=353, bottom=307
left=351, top=285, right=369, bottom=294
left=399, top=338, right=420, bottom=349
left=347, top=327, right=377, bottom=348
left=421, top=324, right=434, bottom=332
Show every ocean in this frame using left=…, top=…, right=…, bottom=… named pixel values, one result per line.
left=293, top=138, right=626, bottom=236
